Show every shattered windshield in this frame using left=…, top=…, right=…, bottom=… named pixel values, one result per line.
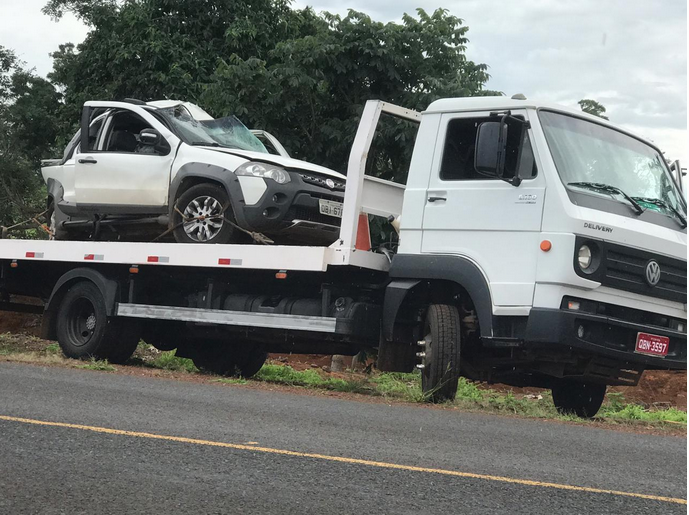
left=158, top=105, right=268, bottom=153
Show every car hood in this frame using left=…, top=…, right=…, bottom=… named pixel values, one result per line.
left=199, top=147, right=346, bottom=180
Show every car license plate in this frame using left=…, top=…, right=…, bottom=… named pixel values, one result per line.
left=635, top=332, right=669, bottom=357
left=319, top=199, right=343, bottom=218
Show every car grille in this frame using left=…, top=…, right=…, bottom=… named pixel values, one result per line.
left=299, top=173, right=346, bottom=192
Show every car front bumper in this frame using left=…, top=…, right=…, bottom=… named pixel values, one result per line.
left=228, top=172, right=345, bottom=243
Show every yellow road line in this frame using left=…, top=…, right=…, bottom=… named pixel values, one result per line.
left=0, top=414, right=684, bottom=505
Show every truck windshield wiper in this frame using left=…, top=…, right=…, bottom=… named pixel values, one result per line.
left=631, top=197, right=688, bottom=228
left=568, top=182, right=644, bottom=215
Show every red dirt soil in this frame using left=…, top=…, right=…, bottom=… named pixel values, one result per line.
left=1, top=312, right=685, bottom=410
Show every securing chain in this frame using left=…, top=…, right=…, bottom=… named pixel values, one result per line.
left=151, top=204, right=274, bottom=245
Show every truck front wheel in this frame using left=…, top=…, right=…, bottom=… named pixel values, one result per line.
left=551, top=380, right=606, bottom=418
left=56, top=281, right=138, bottom=364
left=420, top=304, right=461, bottom=402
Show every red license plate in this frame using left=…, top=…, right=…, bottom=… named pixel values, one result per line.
left=635, top=332, right=669, bottom=357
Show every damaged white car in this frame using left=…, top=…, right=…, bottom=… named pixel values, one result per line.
left=41, top=99, right=346, bottom=244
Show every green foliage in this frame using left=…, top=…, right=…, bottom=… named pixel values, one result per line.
left=202, top=8, right=495, bottom=177
left=151, top=350, right=198, bottom=373
left=78, top=358, right=116, bottom=371
left=44, top=2, right=495, bottom=182
left=579, top=98, right=609, bottom=120
left=0, top=46, right=65, bottom=231
left=45, top=343, right=61, bottom=354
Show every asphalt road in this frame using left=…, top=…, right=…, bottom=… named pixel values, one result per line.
left=0, top=362, right=685, bottom=514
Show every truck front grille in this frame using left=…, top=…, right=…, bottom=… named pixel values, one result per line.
left=574, top=236, right=687, bottom=303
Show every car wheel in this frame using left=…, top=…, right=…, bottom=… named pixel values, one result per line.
left=172, top=184, right=236, bottom=244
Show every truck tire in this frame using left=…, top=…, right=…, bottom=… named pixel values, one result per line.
left=56, top=281, right=137, bottom=363
left=192, top=342, right=267, bottom=378
left=172, top=183, right=237, bottom=244
left=420, top=304, right=461, bottom=402
left=551, top=380, right=606, bottom=418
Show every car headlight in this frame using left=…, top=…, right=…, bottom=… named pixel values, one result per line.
left=235, top=162, right=290, bottom=184
left=578, top=245, right=592, bottom=270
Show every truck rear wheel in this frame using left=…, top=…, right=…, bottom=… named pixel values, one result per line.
left=420, top=304, right=461, bottom=402
left=551, top=380, right=606, bottom=418
left=55, top=281, right=138, bottom=364
left=192, top=342, right=267, bottom=378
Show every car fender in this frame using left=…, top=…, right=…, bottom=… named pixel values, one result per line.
left=168, top=162, right=250, bottom=228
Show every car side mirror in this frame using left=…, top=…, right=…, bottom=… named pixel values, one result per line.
left=139, top=128, right=161, bottom=146
left=139, top=128, right=171, bottom=155
left=474, top=122, right=506, bottom=179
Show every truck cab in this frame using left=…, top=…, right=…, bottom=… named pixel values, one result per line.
left=385, top=96, right=686, bottom=412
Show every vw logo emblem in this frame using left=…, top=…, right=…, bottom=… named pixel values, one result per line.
left=645, top=260, right=661, bottom=287
left=325, top=178, right=335, bottom=189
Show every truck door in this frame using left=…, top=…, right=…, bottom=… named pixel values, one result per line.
left=73, top=107, right=176, bottom=209
left=421, top=110, right=546, bottom=307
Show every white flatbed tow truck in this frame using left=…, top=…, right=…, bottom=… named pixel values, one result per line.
left=1, top=98, right=686, bottom=417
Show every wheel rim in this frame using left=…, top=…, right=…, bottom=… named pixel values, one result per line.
left=66, top=298, right=97, bottom=347
left=182, top=196, right=225, bottom=242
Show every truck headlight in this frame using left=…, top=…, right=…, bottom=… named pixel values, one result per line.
left=236, top=162, right=290, bottom=184
left=578, top=245, right=592, bottom=270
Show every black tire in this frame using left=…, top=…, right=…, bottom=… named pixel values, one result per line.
left=420, top=304, right=461, bottom=402
left=551, top=380, right=606, bottom=418
left=56, top=281, right=137, bottom=363
left=192, top=342, right=267, bottom=378
left=172, top=183, right=236, bottom=244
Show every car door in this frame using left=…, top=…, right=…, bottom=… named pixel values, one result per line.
left=420, top=109, right=546, bottom=307
left=73, top=105, right=178, bottom=211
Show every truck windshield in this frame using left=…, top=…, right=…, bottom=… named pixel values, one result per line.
left=157, top=105, right=268, bottom=153
left=539, top=111, right=686, bottom=220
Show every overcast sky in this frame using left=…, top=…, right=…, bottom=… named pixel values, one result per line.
left=1, top=0, right=687, bottom=162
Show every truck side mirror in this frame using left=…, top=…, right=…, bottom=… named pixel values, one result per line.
left=474, top=122, right=507, bottom=178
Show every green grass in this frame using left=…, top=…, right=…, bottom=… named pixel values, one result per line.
left=214, top=378, right=248, bottom=385
left=78, top=358, right=116, bottom=372
left=45, top=343, right=60, bottom=354
left=150, top=350, right=198, bottom=373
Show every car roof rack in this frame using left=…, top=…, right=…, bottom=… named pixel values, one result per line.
left=122, top=98, right=147, bottom=105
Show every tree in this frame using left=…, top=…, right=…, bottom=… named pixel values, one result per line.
left=201, top=9, right=495, bottom=178
left=46, top=1, right=495, bottom=180
left=0, top=46, right=64, bottom=229
left=45, top=0, right=323, bottom=122
left=578, top=99, right=609, bottom=120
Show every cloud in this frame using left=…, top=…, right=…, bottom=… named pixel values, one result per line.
left=2, top=0, right=686, bottom=161
left=1, top=0, right=88, bottom=76
left=295, top=0, right=687, bottom=160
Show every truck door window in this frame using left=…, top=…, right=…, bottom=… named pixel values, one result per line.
left=102, top=110, right=156, bottom=154
left=440, top=117, right=537, bottom=181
